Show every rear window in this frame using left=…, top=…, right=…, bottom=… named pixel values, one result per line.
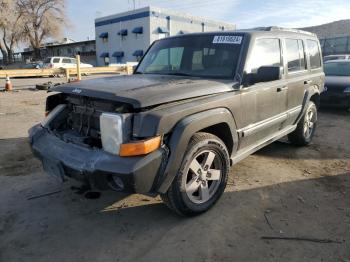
left=62, top=58, right=71, bottom=63
left=285, top=39, right=306, bottom=72
left=307, top=40, right=322, bottom=69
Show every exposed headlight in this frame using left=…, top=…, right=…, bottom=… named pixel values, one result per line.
left=41, top=104, right=67, bottom=128
left=100, top=113, right=124, bottom=155
left=344, top=87, right=350, bottom=93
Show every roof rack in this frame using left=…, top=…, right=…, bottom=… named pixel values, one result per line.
left=252, top=26, right=315, bottom=36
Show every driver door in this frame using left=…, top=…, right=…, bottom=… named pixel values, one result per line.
left=238, top=38, right=288, bottom=151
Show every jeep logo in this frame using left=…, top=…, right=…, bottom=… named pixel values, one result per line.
left=72, top=88, right=82, bottom=94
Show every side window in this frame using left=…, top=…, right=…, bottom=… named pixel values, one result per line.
left=285, top=39, right=306, bottom=72
left=245, top=38, right=282, bottom=74
left=70, top=59, right=77, bottom=64
left=62, top=58, right=71, bottom=63
left=307, top=40, right=322, bottom=69
left=52, top=58, right=60, bottom=63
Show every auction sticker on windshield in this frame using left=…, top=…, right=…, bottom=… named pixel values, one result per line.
left=213, top=35, right=243, bottom=44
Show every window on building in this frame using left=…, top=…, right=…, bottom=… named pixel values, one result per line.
left=245, top=38, right=282, bottom=74
left=307, top=40, right=322, bottom=69
left=285, top=39, right=306, bottom=72
left=323, top=37, right=347, bottom=54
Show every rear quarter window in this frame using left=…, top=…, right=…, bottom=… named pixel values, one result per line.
left=53, top=58, right=60, bottom=63
left=307, top=40, right=322, bottom=69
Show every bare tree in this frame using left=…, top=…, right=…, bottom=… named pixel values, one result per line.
left=0, top=0, right=24, bottom=64
left=0, top=0, right=11, bottom=64
left=18, top=0, right=67, bottom=59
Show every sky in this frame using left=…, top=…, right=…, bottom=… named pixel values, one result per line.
left=60, top=0, right=350, bottom=41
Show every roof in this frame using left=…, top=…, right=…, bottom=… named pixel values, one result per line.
left=44, top=40, right=95, bottom=49
left=95, top=6, right=235, bottom=29
left=159, top=28, right=319, bottom=42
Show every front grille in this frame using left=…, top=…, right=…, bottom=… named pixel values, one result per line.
left=52, top=95, right=132, bottom=149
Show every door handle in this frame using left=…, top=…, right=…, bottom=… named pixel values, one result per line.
left=277, top=86, right=288, bottom=92
left=304, top=80, right=312, bottom=85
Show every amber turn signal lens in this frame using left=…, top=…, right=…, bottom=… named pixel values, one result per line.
left=119, top=136, right=161, bottom=157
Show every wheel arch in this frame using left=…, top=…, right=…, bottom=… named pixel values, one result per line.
left=295, top=85, right=321, bottom=124
left=156, top=108, right=238, bottom=193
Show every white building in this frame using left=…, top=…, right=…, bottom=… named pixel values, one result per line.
left=95, top=6, right=235, bottom=66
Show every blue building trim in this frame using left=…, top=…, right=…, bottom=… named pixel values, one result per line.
left=95, top=11, right=150, bottom=27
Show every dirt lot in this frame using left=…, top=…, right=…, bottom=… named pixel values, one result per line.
left=0, top=89, right=349, bottom=262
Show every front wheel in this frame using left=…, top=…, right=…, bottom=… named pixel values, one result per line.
left=161, top=132, right=230, bottom=216
left=288, top=101, right=317, bottom=146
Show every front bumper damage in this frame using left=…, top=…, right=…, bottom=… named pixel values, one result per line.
left=29, top=124, right=166, bottom=194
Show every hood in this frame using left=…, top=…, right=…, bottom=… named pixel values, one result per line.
left=52, top=74, right=235, bottom=108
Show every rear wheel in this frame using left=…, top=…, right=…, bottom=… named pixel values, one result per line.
left=288, top=101, right=317, bottom=146
left=161, top=132, right=230, bottom=216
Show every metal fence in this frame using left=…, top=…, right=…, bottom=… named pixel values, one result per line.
left=320, top=36, right=350, bottom=56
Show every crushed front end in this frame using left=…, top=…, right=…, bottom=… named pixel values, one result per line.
left=29, top=93, right=167, bottom=195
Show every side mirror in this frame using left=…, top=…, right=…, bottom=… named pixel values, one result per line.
left=253, top=66, right=281, bottom=84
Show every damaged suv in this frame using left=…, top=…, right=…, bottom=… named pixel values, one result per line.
left=29, top=27, right=324, bottom=216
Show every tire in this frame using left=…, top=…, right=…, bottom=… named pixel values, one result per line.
left=161, top=132, right=230, bottom=216
left=288, top=101, right=317, bottom=146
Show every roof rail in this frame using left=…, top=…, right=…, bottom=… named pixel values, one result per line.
left=252, top=26, right=315, bottom=36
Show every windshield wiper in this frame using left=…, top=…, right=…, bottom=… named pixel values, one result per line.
left=166, top=72, right=193, bottom=77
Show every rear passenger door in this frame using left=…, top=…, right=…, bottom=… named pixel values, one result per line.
left=283, top=38, right=308, bottom=126
left=238, top=38, right=288, bottom=150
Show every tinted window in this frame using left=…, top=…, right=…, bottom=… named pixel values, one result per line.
left=285, top=39, right=306, bottom=72
left=324, top=62, right=350, bottom=76
left=53, top=58, right=60, bottom=63
left=246, top=38, right=282, bottom=74
left=136, top=35, right=243, bottom=78
left=307, top=40, right=322, bottom=69
left=62, top=58, right=71, bottom=63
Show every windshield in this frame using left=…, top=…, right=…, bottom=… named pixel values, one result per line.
left=136, top=34, right=243, bottom=79
left=324, top=62, right=350, bottom=76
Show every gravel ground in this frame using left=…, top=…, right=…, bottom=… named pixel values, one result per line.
left=0, top=88, right=349, bottom=262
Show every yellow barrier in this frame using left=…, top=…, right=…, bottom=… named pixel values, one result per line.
left=0, top=65, right=132, bottom=80
left=0, top=68, right=63, bottom=78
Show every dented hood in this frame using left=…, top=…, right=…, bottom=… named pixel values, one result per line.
left=52, top=74, right=235, bottom=108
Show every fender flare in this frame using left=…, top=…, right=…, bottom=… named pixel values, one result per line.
left=295, top=85, right=320, bottom=124
left=156, top=108, right=238, bottom=193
